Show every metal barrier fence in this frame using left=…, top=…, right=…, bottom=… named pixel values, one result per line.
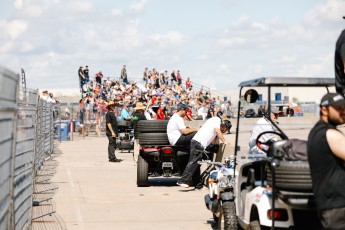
left=0, top=67, right=19, bottom=230
left=0, top=66, right=58, bottom=229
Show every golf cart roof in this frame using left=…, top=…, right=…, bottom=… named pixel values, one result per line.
left=238, top=77, right=334, bottom=87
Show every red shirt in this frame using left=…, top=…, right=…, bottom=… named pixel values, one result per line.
left=156, top=107, right=165, bottom=120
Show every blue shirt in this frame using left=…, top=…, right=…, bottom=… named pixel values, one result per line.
left=120, top=108, right=130, bottom=120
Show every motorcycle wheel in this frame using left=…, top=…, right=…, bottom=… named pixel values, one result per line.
left=218, top=201, right=237, bottom=230
left=137, top=155, right=149, bottom=187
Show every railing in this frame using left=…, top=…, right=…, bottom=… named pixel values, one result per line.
left=0, top=66, right=61, bottom=230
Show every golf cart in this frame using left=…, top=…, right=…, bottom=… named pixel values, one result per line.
left=232, top=77, right=334, bottom=229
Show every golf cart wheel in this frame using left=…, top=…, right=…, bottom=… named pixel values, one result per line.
left=218, top=201, right=237, bottom=230
left=137, top=120, right=168, bottom=133
left=138, top=133, right=170, bottom=145
left=267, top=161, right=312, bottom=192
left=137, top=155, right=149, bottom=187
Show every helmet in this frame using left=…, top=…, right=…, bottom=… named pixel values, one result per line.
left=217, top=110, right=223, bottom=118
left=221, top=120, right=232, bottom=131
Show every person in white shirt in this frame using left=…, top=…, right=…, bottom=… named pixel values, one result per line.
left=167, top=103, right=198, bottom=146
left=248, top=107, right=279, bottom=155
left=177, top=117, right=231, bottom=188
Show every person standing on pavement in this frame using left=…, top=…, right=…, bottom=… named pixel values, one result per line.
left=307, top=93, right=345, bottom=229
left=335, top=17, right=345, bottom=96
left=167, top=103, right=198, bottom=147
left=131, top=102, right=147, bottom=163
left=106, top=101, right=121, bottom=162
left=177, top=117, right=231, bottom=188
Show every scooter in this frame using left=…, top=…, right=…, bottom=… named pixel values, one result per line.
left=200, top=157, right=237, bottom=230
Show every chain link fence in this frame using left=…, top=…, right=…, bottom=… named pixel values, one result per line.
left=0, top=66, right=62, bottom=230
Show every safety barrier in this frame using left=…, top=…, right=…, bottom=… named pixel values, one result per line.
left=0, top=66, right=59, bottom=229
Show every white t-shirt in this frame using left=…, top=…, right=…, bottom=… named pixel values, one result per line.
left=167, top=113, right=186, bottom=145
left=248, top=117, right=275, bottom=153
left=193, top=117, right=221, bottom=148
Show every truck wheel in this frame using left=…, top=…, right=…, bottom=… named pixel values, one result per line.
left=267, top=161, right=312, bottom=192
left=218, top=201, right=237, bottom=230
left=137, top=120, right=168, bottom=133
left=137, top=155, right=149, bottom=187
left=138, top=133, right=170, bottom=145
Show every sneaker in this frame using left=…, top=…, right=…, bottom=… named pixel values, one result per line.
left=109, top=159, right=122, bottom=162
left=177, top=181, right=189, bottom=188
left=194, top=183, right=204, bottom=190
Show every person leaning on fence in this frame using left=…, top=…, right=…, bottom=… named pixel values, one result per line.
left=106, top=101, right=121, bottom=162
left=307, top=93, right=345, bottom=229
left=131, top=102, right=147, bottom=163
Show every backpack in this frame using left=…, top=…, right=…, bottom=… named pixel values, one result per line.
left=273, top=139, right=308, bottom=161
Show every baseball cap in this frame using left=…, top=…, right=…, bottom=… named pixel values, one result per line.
left=176, top=103, right=189, bottom=111
left=320, top=93, right=345, bottom=107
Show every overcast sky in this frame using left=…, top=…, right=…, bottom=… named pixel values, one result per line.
left=0, top=0, right=344, bottom=90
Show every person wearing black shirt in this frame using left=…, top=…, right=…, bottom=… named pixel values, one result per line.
left=335, top=18, right=345, bottom=96
left=106, top=101, right=121, bottom=162
left=286, top=106, right=294, bottom=117
left=131, top=102, right=147, bottom=163
left=307, top=93, right=345, bottom=229
left=83, top=65, right=89, bottom=83
left=78, top=66, right=84, bottom=90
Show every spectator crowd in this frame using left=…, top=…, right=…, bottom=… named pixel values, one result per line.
left=77, top=65, right=235, bottom=123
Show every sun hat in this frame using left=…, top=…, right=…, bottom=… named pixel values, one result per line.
left=134, top=102, right=146, bottom=110
left=270, top=107, right=280, bottom=114
left=320, top=93, right=345, bottom=107
left=107, top=101, right=115, bottom=108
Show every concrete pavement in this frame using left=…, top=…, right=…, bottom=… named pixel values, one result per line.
left=52, top=135, right=216, bottom=230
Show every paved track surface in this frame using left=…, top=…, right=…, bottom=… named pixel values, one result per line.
left=52, top=135, right=216, bottom=230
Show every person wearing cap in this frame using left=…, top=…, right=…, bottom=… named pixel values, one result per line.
left=307, top=92, right=345, bottom=229
left=167, top=103, right=198, bottom=147
left=248, top=106, right=280, bottom=155
left=131, top=102, right=147, bottom=163
left=335, top=18, right=345, bottom=96
left=177, top=116, right=231, bottom=188
left=106, top=101, right=121, bottom=162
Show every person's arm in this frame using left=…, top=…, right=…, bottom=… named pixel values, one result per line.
left=326, top=129, right=345, bottom=161
left=180, top=127, right=198, bottom=134
left=107, top=123, right=116, bottom=137
left=215, top=127, right=230, bottom=145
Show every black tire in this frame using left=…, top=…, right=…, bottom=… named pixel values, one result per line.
left=218, top=201, right=237, bottom=230
left=137, top=120, right=168, bottom=133
left=137, top=155, right=149, bottom=187
left=267, top=161, right=312, bottom=192
left=138, top=133, right=170, bottom=145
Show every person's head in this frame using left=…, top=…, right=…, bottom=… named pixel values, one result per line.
left=220, top=121, right=231, bottom=133
left=270, top=107, right=280, bottom=121
left=134, top=102, right=146, bottom=113
left=319, top=93, right=345, bottom=126
left=107, top=101, right=115, bottom=111
left=176, top=103, right=189, bottom=117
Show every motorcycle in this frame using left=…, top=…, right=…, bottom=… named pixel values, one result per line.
left=200, top=157, right=237, bottom=230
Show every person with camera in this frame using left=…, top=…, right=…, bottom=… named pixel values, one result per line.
left=106, top=101, right=121, bottom=162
